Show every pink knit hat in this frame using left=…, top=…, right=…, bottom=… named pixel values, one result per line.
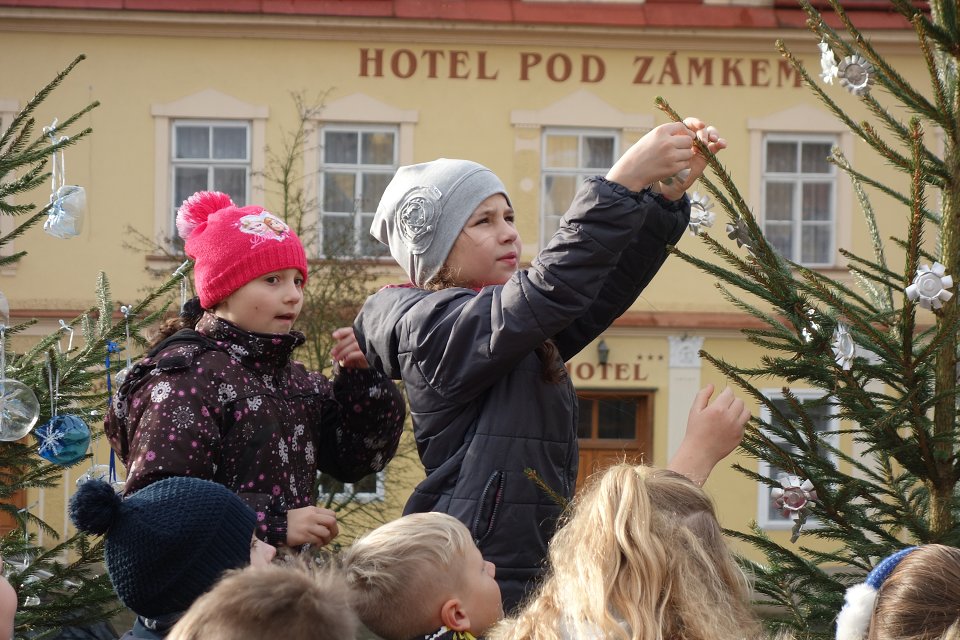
left=176, top=191, right=308, bottom=309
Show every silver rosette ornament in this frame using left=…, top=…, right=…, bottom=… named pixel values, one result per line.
left=772, top=474, right=818, bottom=543
left=687, top=192, right=715, bottom=236
left=726, top=218, right=751, bottom=251
left=905, top=262, right=954, bottom=310
left=837, top=55, right=874, bottom=96
left=818, top=40, right=839, bottom=85
left=832, top=322, right=856, bottom=370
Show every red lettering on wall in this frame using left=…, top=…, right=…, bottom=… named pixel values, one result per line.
left=615, top=363, right=629, bottom=380
left=688, top=57, right=713, bottom=85
left=722, top=58, right=744, bottom=86
left=575, top=363, right=595, bottom=380
left=546, top=53, right=572, bottom=82
left=359, top=48, right=384, bottom=77
left=751, top=59, right=770, bottom=87
left=391, top=49, right=417, bottom=78
left=632, top=55, right=654, bottom=84
left=659, top=52, right=680, bottom=85
left=778, top=59, right=803, bottom=87
left=582, top=54, right=605, bottom=83
left=477, top=51, right=499, bottom=80
left=422, top=49, right=443, bottom=78
left=520, top=52, right=542, bottom=80
left=450, top=50, right=470, bottom=79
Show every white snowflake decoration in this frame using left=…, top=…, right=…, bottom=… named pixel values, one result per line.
left=818, top=40, right=839, bottom=85
left=726, top=218, right=751, bottom=251
left=838, top=54, right=874, bottom=96
left=687, top=192, right=716, bottom=236
left=832, top=322, right=856, bottom=370
left=906, top=262, right=954, bottom=310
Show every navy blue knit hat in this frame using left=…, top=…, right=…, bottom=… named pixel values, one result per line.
left=69, top=477, right=256, bottom=618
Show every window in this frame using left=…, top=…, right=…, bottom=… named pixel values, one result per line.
left=757, top=390, right=838, bottom=529
left=171, top=121, right=250, bottom=247
left=541, top=129, right=618, bottom=246
left=575, top=391, right=653, bottom=491
left=317, top=471, right=385, bottom=504
left=319, top=126, right=397, bottom=258
left=761, top=135, right=837, bottom=267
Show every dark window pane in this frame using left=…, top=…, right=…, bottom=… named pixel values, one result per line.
left=175, top=126, right=209, bottom=159
left=359, top=214, right=390, bottom=257
left=577, top=398, right=594, bottom=439
left=361, top=132, right=395, bottom=165
left=598, top=399, right=636, bottom=439
left=212, top=126, right=248, bottom=160
left=766, top=141, right=797, bottom=172
left=801, top=142, right=833, bottom=174
left=174, top=167, right=209, bottom=204
left=582, top=136, right=615, bottom=169
left=765, top=182, right=794, bottom=221
left=802, top=224, right=832, bottom=264
left=361, top=173, right=393, bottom=213
left=324, top=173, right=356, bottom=213
left=322, top=215, right=354, bottom=257
left=213, top=167, right=247, bottom=205
left=764, top=222, right=792, bottom=258
left=802, top=182, right=832, bottom=221
left=325, top=131, right=358, bottom=164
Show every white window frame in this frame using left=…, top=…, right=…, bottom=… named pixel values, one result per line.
left=305, top=93, right=418, bottom=260
left=748, top=104, right=853, bottom=269
left=540, top=127, right=619, bottom=247
left=170, top=119, right=252, bottom=246
left=757, top=388, right=839, bottom=530
left=317, top=470, right=386, bottom=504
left=761, top=133, right=838, bottom=268
left=152, top=90, right=267, bottom=256
left=317, top=124, right=399, bottom=258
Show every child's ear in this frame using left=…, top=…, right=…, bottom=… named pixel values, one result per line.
left=439, top=598, right=471, bottom=632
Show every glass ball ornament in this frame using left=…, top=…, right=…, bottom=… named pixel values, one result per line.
left=34, top=414, right=90, bottom=466
left=0, top=378, right=41, bottom=441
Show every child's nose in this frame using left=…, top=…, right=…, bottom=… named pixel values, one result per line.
left=486, top=561, right=496, bottom=578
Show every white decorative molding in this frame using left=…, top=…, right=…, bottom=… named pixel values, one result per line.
left=510, top=89, right=654, bottom=130
left=668, top=335, right=705, bottom=369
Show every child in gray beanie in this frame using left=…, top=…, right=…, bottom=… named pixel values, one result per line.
left=350, top=117, right=745, bottom=614
left=69, top=476, right=276, bottom=639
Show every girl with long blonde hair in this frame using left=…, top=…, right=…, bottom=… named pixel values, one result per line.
left=489, top=464, right=761, bottom=640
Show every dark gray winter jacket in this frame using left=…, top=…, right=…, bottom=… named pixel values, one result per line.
left=355, top=177, right=690, bottom=611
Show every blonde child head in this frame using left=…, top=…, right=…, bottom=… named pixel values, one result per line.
left=491, top=464, right=759, bottom=640
left=341, top=512, right=502, bottom=640
left=168, top=561, right=356, bottom=640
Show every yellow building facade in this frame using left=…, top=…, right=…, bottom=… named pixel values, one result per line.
left=0, top=1, right=923, bottom=558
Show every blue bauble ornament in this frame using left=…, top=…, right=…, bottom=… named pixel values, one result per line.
left=34, top=414, right=90, bottom=466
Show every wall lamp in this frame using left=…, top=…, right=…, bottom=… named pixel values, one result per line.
left=597, top=338, right=610, bottom=365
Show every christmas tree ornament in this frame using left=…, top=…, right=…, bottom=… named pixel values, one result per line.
left=0, top=325, right=40, bottom=441
left=837, top=55, right=874, bottom=96
left=103, top=340, right=126, bottom=492
left=771, top=474, right=817, bottom=543
left=801, top=309, right=821, bottom=344
left=832, top=322, right=856, bottom=370
left=687, top=192, right=715, bottom=236
left=35, top=414, right=90, bottom=466
left=42, top=119, right=86, bottom=240
left=818, top=40, right=839, bottom=85
left=661, top=167, right=690, bottom=187
left=726, top=218, right=752, bottom=251
left=905, top=262, right=954, bottom=310
left=34, top=354, right=90, bottom=466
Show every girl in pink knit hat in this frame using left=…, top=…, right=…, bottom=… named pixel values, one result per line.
left=104, top=191, right=406, bottom=551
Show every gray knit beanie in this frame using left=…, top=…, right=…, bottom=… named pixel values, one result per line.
left=69, top=477, right=256, bottom=619
left=371, top=158, right=510, bottom=287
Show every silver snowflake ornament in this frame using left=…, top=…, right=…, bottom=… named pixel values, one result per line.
left=818, top=40, right=839, bottom=85
left=832, top=322, right=856, bottom=370
left=906, top=262, right=954, bottom=310
left=838, top=54, right=874, bottom=96
left=726, top=218, right=751, bottom=251
left=772, top=474, right=818, bottom=543
left=687, top=192, right=715, bottom=236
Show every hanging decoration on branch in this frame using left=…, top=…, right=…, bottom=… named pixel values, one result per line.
left=726, top=218, right=752, bottom=252
left=818, top=40, right=839, bottom=85
left=42, top=118, right=86, bottom=240
left=687, top=192, right=715, bottom=236
left=34, top=353, right=90, bottom=466
left=801, top=309, right=821, bottom=344
left=837, top=55, right=875, bottom=96
left=771, top=474, right=818, bottom=543
left=905, top=262, right=954, bottom=310
left=832, top=322, right=856, bottom=371
left=0, top=322, right=41, bottom=442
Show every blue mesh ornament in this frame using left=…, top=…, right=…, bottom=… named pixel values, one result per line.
left=34, top=414, right=90, bottom=466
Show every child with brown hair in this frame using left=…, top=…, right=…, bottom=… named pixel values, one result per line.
left=487, top=463, right=762, bottom=640
left=341, top=511, right=502, bottom=640
left=105, top=191, right=405, bottom=550
left=168, top=561, right=357, bottom=640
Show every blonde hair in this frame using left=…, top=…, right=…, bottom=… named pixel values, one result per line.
left=489, top=464, right=761, bottom=640
left=167, top=561, right=356, bottom=640
left=868, top=544, right=960, bottom=640
left=341, top=512, right=474, bottom=640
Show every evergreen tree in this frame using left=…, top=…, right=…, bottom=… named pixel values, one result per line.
left=0, top=56, right=186, bottom=639
left=664, top=1, right=960, bottom=637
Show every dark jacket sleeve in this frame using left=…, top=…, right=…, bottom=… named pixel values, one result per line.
left=357, top=177, right=665, bottom=404
left=310, top=365, right=406, bottom=483
left=552, top=189, right=690, bottom=361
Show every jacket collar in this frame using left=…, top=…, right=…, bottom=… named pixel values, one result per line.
left=196, top=312, right=304, bottom=372
left=410, top=626, right=478, bottom=640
